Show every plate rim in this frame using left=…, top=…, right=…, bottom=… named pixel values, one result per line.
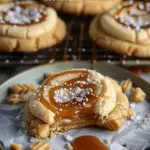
left=0, top=61, right=150, bottom=90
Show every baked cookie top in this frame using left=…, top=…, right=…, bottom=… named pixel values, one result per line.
left=44, top=0, right=122, bottom=15
left=28, top=69, right=117, bottom=125
left=0, top=1, right=57, bottom=38
left=100, top=1, right=150, bottom=45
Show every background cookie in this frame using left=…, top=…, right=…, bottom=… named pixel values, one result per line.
left=44, top=0, right=122, bottom=15
left=0, top=0, right=13, bottom=3
left=0, top=1, right=66, bottom=52
left=89, top=1, right=150, bottom=57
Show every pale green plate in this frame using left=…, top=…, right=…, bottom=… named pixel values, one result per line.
left=0, top=61, right=150, bottom=149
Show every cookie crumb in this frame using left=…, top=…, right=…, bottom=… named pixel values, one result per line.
left=10, top=144, right=22, bottom=150
left=104, top=138, right=111, bottom=145
left=131, top=87, right=146, bottom=103
left=128, top=108, right=136, bottom=117
left=30, top=141, right=51, bottom=150
left=120, top=79, right=132, bottom=92
left=10, top=84, right=36, bottom=94
left=9, top=94, right=25, bottom=104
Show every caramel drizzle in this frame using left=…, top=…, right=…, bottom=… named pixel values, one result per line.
left=72, top=136, right=108, bottom=150
left=40, top=70, right=98, bottom=118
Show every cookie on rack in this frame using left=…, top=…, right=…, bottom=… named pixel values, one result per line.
left=0, top=0, right=13, bottom=3
left=44, top=0, right=122, bottom=15
left=0, top=1, right=66, bottom=52
left=89, top=1, right=150, bottom=57
left=24, top=69, right=129, bottom=138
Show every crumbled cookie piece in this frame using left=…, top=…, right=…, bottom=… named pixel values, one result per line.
left=132, top=87, right=146, bottom=103
left=104, top=138, right=111, bottom=145
left=9, top=94, right=25, bottom=104
left=66, top=143, right=73, bottom=150
left=120, top=79, right=132, bottom=92
left=10, top=84, right=36, bottom=94
left=29, top=119, right=50, bottom=138
left=38, top=124, right=50, bottom=138
left=10, top=144, right=22, bottom=150
left=128, top=108, right=136, bottom=117
left=45, top=72, right=54, bottom=79
left=30, top=141, right=51, bottom=150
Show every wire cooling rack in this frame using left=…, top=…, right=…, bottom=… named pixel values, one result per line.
left=0, top=14, right=150, bottom=67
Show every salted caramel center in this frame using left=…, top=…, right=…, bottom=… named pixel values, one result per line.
left=0, top=3, right=47, bottom=25
left=40, top=70, right=99, bottom=118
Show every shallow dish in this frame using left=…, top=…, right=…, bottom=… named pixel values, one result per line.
left=0, top=61, right=150, bottom=149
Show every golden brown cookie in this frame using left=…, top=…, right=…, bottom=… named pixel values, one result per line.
left=24, top=69, right=129, bottom=138
left=0, top=0, right=13, bottom=3
left=89, top=1, right=150, bottom=57
left=44, top=0, right=122, bottom=15
left=0, top=1, right=66, bottom=52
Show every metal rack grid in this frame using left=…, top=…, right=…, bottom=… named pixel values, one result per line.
left=0, top=14, right=150, bottom=67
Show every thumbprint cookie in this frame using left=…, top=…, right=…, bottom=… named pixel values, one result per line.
left=0, top=1, right=66, bottom=52
left=89, top=1, right=150, bottom=57
left=24, top=69, right=129, bottom=138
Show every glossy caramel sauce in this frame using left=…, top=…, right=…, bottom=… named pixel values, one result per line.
left=72, top=136, right=108, bottom=150
left=40, top=70, right=99, bottom=118
left=114, top=2, right=150, bottom=29
left=0, top=3, right=47, bottom=26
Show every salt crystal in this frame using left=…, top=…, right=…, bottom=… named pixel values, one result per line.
left=83, top=102, right=86, bottom=106
left=130, top=103, right=135, bottom=108
left=33, top=93, right=36, bottom=96
left=64, top=135, right=74, bottom=142
left=135, top=26, right=140, bottom=31
left=136, top=116, right=141, bottom=121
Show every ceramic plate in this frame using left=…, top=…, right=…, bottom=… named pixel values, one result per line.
left=0, top=61, right=150, bottom=150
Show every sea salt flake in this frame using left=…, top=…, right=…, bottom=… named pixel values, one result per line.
left=64, top=135, right=74, bottom=142
left=130, top=103, right=135, bottom=108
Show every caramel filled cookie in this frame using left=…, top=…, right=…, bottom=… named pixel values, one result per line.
left=44, top=0, right=122, bottom=15
left=24, top=69, right=129, bottom=138
left=0, top=1, right=66, bottom=52
left=89, top=1, right=150, bottom=57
